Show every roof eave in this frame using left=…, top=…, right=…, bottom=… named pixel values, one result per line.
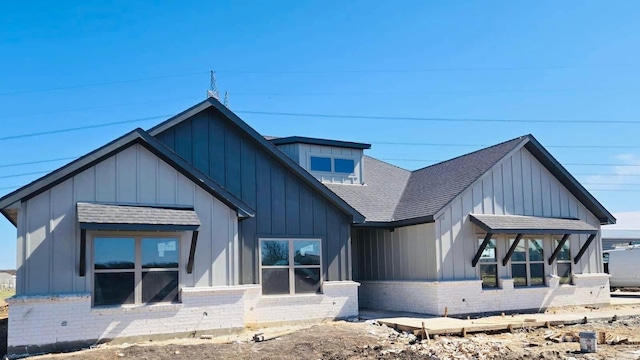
left=354, top=215, right=435, bottom=229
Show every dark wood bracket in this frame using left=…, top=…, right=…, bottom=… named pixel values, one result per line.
left=79, top=229, right=87, bottom=277
left=472, top=233, right=493, bottom=267
left=502, top=234, right=524, bottom=266
left=548, top=234, right=571, bottom=265
left=574, top=233, right=597, bottom=264
left=187, top=230, right=199, bottom=274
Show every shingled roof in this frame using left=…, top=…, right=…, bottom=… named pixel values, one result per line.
left=324, top=134, right=614, bottom=227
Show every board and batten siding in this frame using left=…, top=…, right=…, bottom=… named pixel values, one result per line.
left=434, top=146, right=603, bottom=281
left=153, top=107, right=353, bottom=285
left=352, top=223, right=437, bottom=281
left=15, top=144, right=238, bottom=296
left=295, top=144, right=364, bottom=185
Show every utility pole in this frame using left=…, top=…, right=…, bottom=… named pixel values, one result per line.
left=206, top=70, right=219, bottom=100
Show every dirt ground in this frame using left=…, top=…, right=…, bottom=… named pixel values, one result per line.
left=10, top=305, right=640, bottom=360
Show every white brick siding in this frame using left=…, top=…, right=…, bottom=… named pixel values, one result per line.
left=6, top=281, right=359, bottom=358
left=359, top=274, right=610, bottom=315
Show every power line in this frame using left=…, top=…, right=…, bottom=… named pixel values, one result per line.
left=379, top=158, right=640, bottom=167
left=0, top=170, right=50, bottom=179
left=370, top=141, right=640, bottom=149
left=236, top=110, right=640, bottom=124
left=0, top=157, right=78, bottom=169
left=0, top=114, right=170, bottom=142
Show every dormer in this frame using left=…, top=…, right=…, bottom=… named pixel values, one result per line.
left=270, top=136, right=371, bottom=185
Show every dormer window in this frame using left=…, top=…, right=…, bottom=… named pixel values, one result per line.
left=310, top=156, right=355, bottom=174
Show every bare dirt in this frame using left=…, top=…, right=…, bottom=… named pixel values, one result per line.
left=13, top=310, right=640, bottom=360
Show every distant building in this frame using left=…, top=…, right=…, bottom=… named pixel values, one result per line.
left=601, top=212, right=640, bottom=250
left=0, top=271, right=15, bottom=289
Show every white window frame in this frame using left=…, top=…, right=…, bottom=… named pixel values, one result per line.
left=554, top=236, right=572, bottom=285
left=510, top=237, right=546, bottom=287
left=90, top=231, right=181, bottom=307
left=259, top=238, right=323, bottom=295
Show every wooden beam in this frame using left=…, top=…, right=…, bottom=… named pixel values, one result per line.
left=79, top=229, right=87, bottom=277
left=502, top=234, right=523, bottom=266
left=187, top=230, right=199, bottom=274
left=574, top=233, right=597, bottom=264
left=472, top=233, right=493, bottom=267
left=548, top=234, right=571, bottom=265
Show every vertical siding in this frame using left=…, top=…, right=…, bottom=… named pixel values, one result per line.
left=154, top=107, right=354, bottom=284
left=433, top=147, right=603, bottom=281
left=352, top=223, right=437, bottom=281
left=17, top=144, right=237, bottom=295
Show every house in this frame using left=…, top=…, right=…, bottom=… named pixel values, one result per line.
left=0, top=98, right=615, bottom=357
left=0, top=99, right=362, bottom=357
left=600, top=212, right=640, bottom=250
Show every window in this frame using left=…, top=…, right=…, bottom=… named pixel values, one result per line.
left=478, top=237, right=498, bottom=288
left=510, top=238, right=545, bottom=287
left=555, top=237, right=572, bottom=284
left=334, top=158, right=355, bottom=174
left=93, top=235, right=179, bottom=306
left=310, top=156, right=332, bottom=172
left=260, top=239, right=322, bottom=295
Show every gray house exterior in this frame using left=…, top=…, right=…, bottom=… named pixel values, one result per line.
left=0, top=99, right=362, bottom=358
left=0, top=97, right=616, bottom=357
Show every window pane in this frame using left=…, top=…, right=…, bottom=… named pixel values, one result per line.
left=94, top=238, right=135, bottom=269
left=142, top=271, right=179, bottom=303
left=142, top=238, right=179, bottom=268
left=262, top=268, right=290, bottom=295
left=480, top=264, right=497, bottom=288
left=294, top=241, right=321, bottom=266
left=310, top=156, right=331, bottom=172
left=510, top=238, right=526, bottom=262
left=334, top=158, right=355, bottom=174
left=261, top=241, right=289, bottom=266
left=479, top=238, right=497, bottom=262
left=529, top=239, right=544, bottom=261
left=555, top=238, right=571, bottom=261
left=530, top=263, right=545, bottom=286
left=295, top=268, right=321, bottom=294
left=94, top=272, right=134, bottom=306
left=558, top=263, right=571, bottom=284
left=512, top=264, right=527, bottom=287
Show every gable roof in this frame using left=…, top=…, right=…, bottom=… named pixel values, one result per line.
left=0, top=128, right=255, bottom=226
left=147, top=98, right=365, bottom=223
left=336, top=134, right=615, bottom=228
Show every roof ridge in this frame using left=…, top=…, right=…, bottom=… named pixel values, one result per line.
left=410, top=134, right=530, bottom=173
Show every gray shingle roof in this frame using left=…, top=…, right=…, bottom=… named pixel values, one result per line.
left=325, top=156, right=411, bottom=222
left=393, top=136, right=526, bottom=221
left=470, top=214, right=597, bottom=234
left=77, top=202, right=201, bottom=228
left=325, top=136, right=526, bottom=224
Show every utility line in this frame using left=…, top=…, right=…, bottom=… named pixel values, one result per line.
left=380, top=158, right=640, bottom=167
left=370, top=142, right=640, bottom=149
left=236, top=110, right=640, bottom=124
left=0, top=157, right=78, bottom=168
left=0, top=170, right=50, bottom=179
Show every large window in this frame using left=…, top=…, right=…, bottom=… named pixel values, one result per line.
left=511, top=238, right=545, bottom=287
left=93, top=235, right=179, bottom=306
left=478, top=237, right=498, bottom=288
left=555, top=237, right=572, bottom=285
left=260, top=239, right=322, bottom=295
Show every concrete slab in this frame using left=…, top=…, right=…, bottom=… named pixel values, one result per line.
left=611, top=292, right=640, bottom=305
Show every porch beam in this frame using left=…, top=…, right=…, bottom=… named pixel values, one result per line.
left=187, top=230, right=199, bottom=274
left=573, top=233, right=597, bottom=264
left=502, top=234, right=523, bottom=267
left=548, top=234, right=571, bottom=265
left=472, top=233, right=493, bottom=267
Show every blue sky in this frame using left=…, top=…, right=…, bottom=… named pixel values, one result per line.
left=1, top=1, right=640, bottom=269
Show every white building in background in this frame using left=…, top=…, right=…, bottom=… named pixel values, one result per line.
left=601, top=212, right=640, bottom=250
left=0, top=272, right=15, bottom=289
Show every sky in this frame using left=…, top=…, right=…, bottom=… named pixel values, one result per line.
left=2, top=1, right=640, bottom=269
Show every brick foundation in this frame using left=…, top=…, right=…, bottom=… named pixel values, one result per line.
left=359, top=274, right=610, bottom=316
left=5, top=281, right=359, bottom=358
